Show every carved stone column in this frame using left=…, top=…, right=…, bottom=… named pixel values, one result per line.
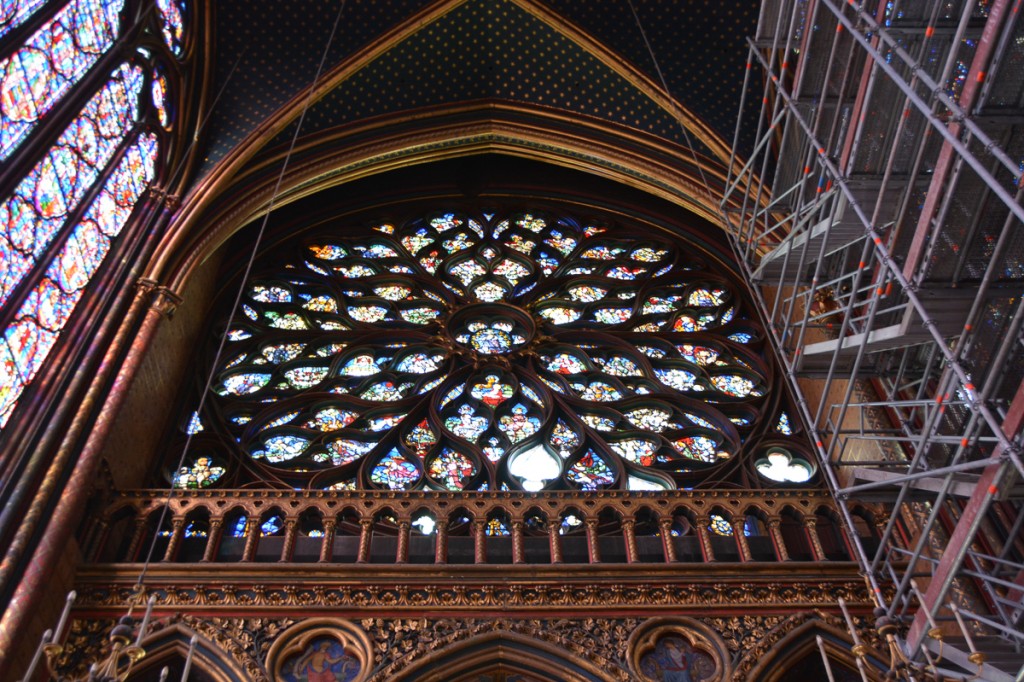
left=622, top=518, right=639, bottom=563
left=547, top=520, right=563, bottom=564
left=434, top=521, right=448, bottom=564
left=396, top=520, right=411, bottom=563
left=695, top=516, right=715, bottom=562
left=356, top=519, right=373, bottom=563
left=585, top=518, right=601, bottom=564
left=473, top=520, right=488, bottom=564
left=732, top=517, right=752, bottom=562
left=85, top=516, right=111, bottom=563
left=202, top=518, right=224, bottom=562
left=280, top=516, right=299, bottom=562
left=767, top=516, right=789, bottom=562
left=511, top=520, right=525, bottom=564
left=318, top=519, right=336, bottom=563
left=241, top=518, right=260, bottom=561
left=162, top=517, right=186, bottom=562
left=804, top=517, right=827, bottom=561
left=659, top=517, right=677, bottom=563
left=125, top=516, right=149, bottom=562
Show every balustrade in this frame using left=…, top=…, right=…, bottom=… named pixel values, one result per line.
left=91, top=490, right=865, bottom=566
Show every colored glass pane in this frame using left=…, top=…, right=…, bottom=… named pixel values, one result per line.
left=593, top=307, right=632, bottom=324
left=468, top=325, right=512, bottom=354
left=550, top=420, right=580, bottom=455
left=574, top=380, right=622, bottom=402
left=0, top=0, right=50, bottom=39
left=184, top=210, right=771, bottom=491
left=592, top=355, right=641, bottom=376
left=492, top=258, right=529, bottom=285
left=689, top=288, right=728, bottom=307
left=1, top=62, right=144, bottom=309
left=483, top=517, right=508, bottom=536
left=395, top=352, right=442, bottom=374
left=370, top=449, right=419, bottom=490
left=155, top=0, right=185, bottom=55
left=260, top=515, right=284, bottom=536
left=672, top=436, right=724, bottom=463
left=538, top=307, right=580, bottom=324
left=308, top=407, right=358, bottom=431
left=229, top=516, right=248, bottom=537
left=1, top=132, right=156, bottom=427
left=610, top=438, right=658, bottom=466
left=631, top=247, right=668, bottom=262
left=0, top=0, right=126, bottom=159
left=567, top=450, right=615, bottom=490
left=470, top=375, right=514, bottom=405
left=339, top=354, right=379, bottom=376
left=172, top=456, right=225, bottom=488
left=497, top=403, right=540, bottom=442
left=624, top=407, right=672, bottom=432
left=449, top=260, right=485, bottom=285
left=544, top=352, right=586, bottom=375
left=655, top=368, right=697, bottom=391
left=310, top=244, right=346, bottom=260
left=711, top=374, right=760, bottom=397
left=261, top=411, right=298, bottom=430
left=360, top=380, right=408, bottom=401
left=284, top=366, right=328, bottom=389
left=151, top=70, right=171, bottom=128
left=442, top=232, right=474, bottom=252
left=708, top=514, right=733, bottom=536
left=427, top=448, right=477, bottom=490
left=325, top=439, right=374, bottom=465
left=254, top=435, right=309, bottom=463
left=404, top=419, right=437, bottom=456
left=444, top=404, right=488, bottom=442
left=776, top=412, right=793, bottom=434
left=568, top=284, right=607, bottom=302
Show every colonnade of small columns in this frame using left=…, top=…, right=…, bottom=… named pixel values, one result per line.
left=86, top=491, right=884, bottom=566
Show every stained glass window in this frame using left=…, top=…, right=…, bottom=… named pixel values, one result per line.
left=0, top=0, right=51, bottom=39
left=172, top=209, right=805, bottom=494
left=1, top=0, right=127, bottom=160
left=1, top=62, right=145, bottom=310
left=155, top=0, right=185, bottom=55
left=1, top=0, right=186, bottom=424
left=0, top=132, right=159, bottom=427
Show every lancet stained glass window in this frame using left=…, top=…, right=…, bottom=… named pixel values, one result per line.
left=0, top=132, right=159, bottom=426
left=0, top=0, right=126, bottom=160
left=0, top=0, right=51, bottom=39
left=0, top=0, right=188, bottom=430
left=173, top=209, right=812, bottom=494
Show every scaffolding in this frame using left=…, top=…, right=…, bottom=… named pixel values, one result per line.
left=723, top=0, right=1024, bottom=678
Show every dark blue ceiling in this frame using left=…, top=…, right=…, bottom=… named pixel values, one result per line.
left=198, top=0, right=759, bottom=174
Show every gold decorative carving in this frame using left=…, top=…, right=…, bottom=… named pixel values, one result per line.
left=72, top=577, right=874, bottom=612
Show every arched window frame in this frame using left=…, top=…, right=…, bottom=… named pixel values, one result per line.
left=165, top=206, right=818, bottom=498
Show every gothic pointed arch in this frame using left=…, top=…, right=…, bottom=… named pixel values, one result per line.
left=383, top=629, right=620, bottom=682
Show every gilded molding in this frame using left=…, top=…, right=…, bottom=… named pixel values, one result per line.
left=71, top=577, right=875, bottom=612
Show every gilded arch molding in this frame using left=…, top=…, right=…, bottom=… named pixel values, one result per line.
left=734, top=612, right=886, bottom=682
left=151, top=105, right=738, bottom=296
left=378, top=628, right=623, bottom=682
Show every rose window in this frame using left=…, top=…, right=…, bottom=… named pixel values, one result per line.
left=176, top=210, right=784, bottom=493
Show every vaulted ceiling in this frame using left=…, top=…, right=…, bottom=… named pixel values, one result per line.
left=195, top=0, right=759, bottom=176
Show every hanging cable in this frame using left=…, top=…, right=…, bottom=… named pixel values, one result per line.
left=133, top=0, right=348, bottom=593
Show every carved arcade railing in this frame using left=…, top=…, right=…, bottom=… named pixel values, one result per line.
left=83, top=490, right=881, bottom=567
